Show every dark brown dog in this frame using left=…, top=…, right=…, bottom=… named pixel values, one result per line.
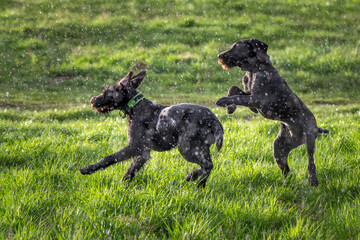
left=80, top=71, right=223, bottom=188
left=216, top=39, right=329, bottom=186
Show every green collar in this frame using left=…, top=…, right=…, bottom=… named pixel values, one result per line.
left=120, top=92, right=144, bottom=117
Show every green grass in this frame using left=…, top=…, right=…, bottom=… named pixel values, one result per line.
left=1, top=0, right=360, bottom=239
left=1, top=105, right=359, bottom=239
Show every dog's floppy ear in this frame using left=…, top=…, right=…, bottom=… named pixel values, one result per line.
left=130, top=70, right=146, bottom=89
left=248, top=39, right=270, bottom=63
left=117, top=71, right=133, bottom=88
left=249, top=39, right=268, bottom=54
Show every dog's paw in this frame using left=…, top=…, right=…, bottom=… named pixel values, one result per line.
left=185, top=175, right=193, bottom=181
left=122, top=175, right=134, bottom=183
left=79, top=166, right=95, bottom=175
left=185, top=169, right=202, bottom=182
left=196, top=179, right=207, bottom=189
left=308, top=176, right=319, bottom=187
left=216, top=97, right=232, bottom=107
left=228, top=85, right=246, bottom=96
left=227, top=105, right=237, bottom=114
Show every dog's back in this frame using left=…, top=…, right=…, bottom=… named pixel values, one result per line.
left=157, top=104, right=223, bottom=151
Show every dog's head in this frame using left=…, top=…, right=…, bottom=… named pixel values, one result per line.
left=218, top=39, right=269, bottom=70
left=90, top=71, right=146, bottom=114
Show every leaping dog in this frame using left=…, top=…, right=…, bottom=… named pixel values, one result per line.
left=216, top=39, right=329, bottom=186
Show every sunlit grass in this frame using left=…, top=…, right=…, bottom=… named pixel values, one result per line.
left=1, top=105, right=359, bottom=239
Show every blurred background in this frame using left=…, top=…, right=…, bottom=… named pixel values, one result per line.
left=1, top=0, right=359, bottom=109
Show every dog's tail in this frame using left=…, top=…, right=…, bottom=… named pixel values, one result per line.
left=212, top=120, right=224, bottom=151
left=318, top=127, right=329, bottom=134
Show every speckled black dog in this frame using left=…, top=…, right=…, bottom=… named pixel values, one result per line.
left=80, top=71, right=223, bottom=188
left=216, top=39, right=329, bottom=186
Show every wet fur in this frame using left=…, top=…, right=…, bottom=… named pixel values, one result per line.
left=216, top=39, right=329, bottom=186
left=80, top=71, right=223, bottom=188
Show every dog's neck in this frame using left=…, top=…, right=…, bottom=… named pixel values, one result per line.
left=119, top=92, right=161, bottom=120
left=119, top=91, right=144, bottom=117
left=239, top=57, right=272, bottom=73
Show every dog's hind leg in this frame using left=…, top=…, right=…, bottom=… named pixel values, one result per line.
left=196, top=147, right=214, bottom=188
left=273, top=123, right=302, bottom=178
left=178, top=139, right=213, bottom=188
left=122, top=150, right=151, bottom=182
left=304, top=131, right=319, bottom=186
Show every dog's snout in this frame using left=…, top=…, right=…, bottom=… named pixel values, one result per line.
left=91, top=96, right=97, bottom=104
left=218, top=53, right=227, bottom=59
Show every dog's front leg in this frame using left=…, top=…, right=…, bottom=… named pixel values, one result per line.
left=226, top=86, right=258, bottom=114
left=226, top=85, right=245, bottom=114
left=80, top=145, right=142, bottom=175
left=216, top=95, right=260, bottom=109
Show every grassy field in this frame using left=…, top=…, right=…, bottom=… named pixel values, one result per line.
left=1, top=0, right=360, bottom=239
left=1, top=105, right=359, bottom=239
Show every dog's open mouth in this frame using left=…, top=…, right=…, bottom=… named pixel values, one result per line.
left=218, top=58, right=235, bottom=70
left=93, top=105, right=113, bottom=114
